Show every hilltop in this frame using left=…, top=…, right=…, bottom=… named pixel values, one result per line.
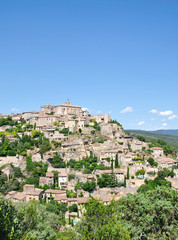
left=0, top=100, right=177, bottom=239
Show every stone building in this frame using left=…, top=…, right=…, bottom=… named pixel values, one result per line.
left=152, top=147, right=164, bottom=158
left=55, top=100, right=83, bottom=116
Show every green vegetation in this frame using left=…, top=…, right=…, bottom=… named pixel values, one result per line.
left=53, top=121, right=59, bottom=127
left=51, top=140, right=61, bottom=148
left=118, top=187, right=178, bottom=239
left=67, top=191, right=77, bottom=198
left=135, top=169, right=145, bottom=177
left=92, top=136, right=107, bottom=143
left=50, top=155, right=66, bottom=168
left=0, top=169, right=21, bottom=194
left=97, top=174, right=118, bottom=188
left=115, top=154, right=119, bottom=168
left=137, top=168, right=175, bottom=193
left=39, top=137, right=51, bottom=157
left=109, top=119, right=123, bottom=128
left=59, top=128, right=69, bottom=134
left=90, top=119, right=101, bottom=131
left=67, top=154, right=110, bottom=173
left=126, top=167, right=129, bottom=179
left=147, top=157, right=158, bottom=167
left=69, top=203, right=78, bottom=212
left=0, top=134, right=36, bottom=157
left=128, top=130, right=178, bottom=152
left=0, top=116, right=18, bottom=127
left=75, top=179, right=96, bottom=192
left=26, top=155, right=48, bottom=186
left=68, top=173, right=75, bottom=181
left=90, top=130, right=95, bottom=135
left=76, top=198, right=130, bottom=240
left=0, top=184, right=177, bottom=239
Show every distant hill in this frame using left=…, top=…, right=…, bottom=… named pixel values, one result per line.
left=127, top=130, right=178, bottom=151
left=150, top=129, right=178, bottom=136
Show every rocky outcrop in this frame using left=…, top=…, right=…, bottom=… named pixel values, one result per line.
left=100, top=123, right=123, bottom=139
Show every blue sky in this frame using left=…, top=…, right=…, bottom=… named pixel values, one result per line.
left=0, top=0, right=178, bottom=130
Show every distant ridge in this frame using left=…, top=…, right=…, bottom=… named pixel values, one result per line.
left=127, top=129, right=178, bottom=151
left=150, top=129, right=178, bottom=136
left=127, top=129, right=178, bottom=137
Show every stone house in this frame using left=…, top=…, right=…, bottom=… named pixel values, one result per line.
left=46, top=172, right=54, bottom=185
left=23, top=184, right=36, bottom=192
left=104, top=149, right=120, bottom=160
left=67, top=198, right=78, bottom=207
left=152, top=147, right=164, bottom=158
left=128, top=179, right=145, bottom=187
left=45, top=189, right=66, bottom=202
left=40, top=104, right=56, bottom=116
left=22, top=111, right=39, bottom=121
left=39, top=177, right=47, bottom=187
left=37, top=115, right=61, bottom=127
left=58, top=173, right=68, bottom=188
left=10, top=192, right=26, bottom=202
left=91, top=114, right=111, bottom=124
left=157, top=158, right=177, bottom=169
left=76, top=174, right=96, bottom=183
left=26, top=189, right=44, bottom=202
left=96, top=169, right=125, bottom=182
left=55, top=194, right=68, bottom=204
left=55, top=100, right=83, bottom=116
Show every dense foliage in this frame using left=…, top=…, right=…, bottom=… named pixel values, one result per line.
left=0, top=117, right=18, bottom=127
left=76, top=198, right=130, bottom=240
left=26, top=155, right=48, bottom=186
left=67, top=154, right=110, bottom=173
left=118, top=187, right=178, bottom=239
left=51, top=155, right=66, bottom=168
left=0, top=185, right=177, bottom=240
left=137, top=168, right=174, bottom=193
left=97, top=173, right=118, bottom=188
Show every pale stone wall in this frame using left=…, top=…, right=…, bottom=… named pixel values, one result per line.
left=0, top=156, right=26, bottom=170
left=100, top=123, right=123, bottom=139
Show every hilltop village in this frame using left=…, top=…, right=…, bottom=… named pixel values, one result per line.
left=0, top=100, right=177, bottom=223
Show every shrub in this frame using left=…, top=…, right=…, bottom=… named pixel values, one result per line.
left=68, top=174, right=75, bottom=181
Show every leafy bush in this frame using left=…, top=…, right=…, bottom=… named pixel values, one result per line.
left=51, top=155, right=66, bottom=168
left=82, top=181, right=96, bottom=192
left=68, top=174, right=75, bottom=181
left=97, top=174, right=118, bottom=188
left=69, top=204, right=78, bottom=212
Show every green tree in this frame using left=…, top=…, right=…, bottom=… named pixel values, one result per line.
left=111, top=159, right=114, bottom=170
left=97, top=174, right=118, bottom=188
left=69, top=204, right=78, bottom=212
left=0, top=198, right=22, bottom=239
left=53, top=121, right=59, bottom=127
left=126, top=167, right=129, bottom=179
left=115, top=153, right=119, bottom=168
left=118, top=187, right=178, bottom=239
left=124, top=176, right=126, bottom=188
left=39, top=137, right=51, bottom=158
left=82, top=181, right=96, bottom=192
left=51, top=155, right=66, bottom=168
left=76, top=198, right=130, bottom=240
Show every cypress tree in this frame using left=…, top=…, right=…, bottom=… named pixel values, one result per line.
left=124, top=176, right=126, bottom=188
left=111, top=159, right=114, bottom=170
left=115, top=153, right=119, bottom=168
left=127, top=167, right=130, bottom=179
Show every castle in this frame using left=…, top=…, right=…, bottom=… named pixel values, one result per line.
left=3, top=100, right=111, bottom=132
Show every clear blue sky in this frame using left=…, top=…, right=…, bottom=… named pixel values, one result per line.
left=0, top=0, right=178, bottom=130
